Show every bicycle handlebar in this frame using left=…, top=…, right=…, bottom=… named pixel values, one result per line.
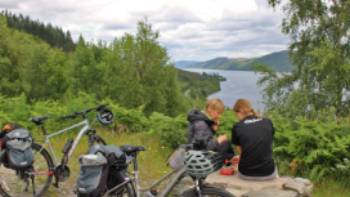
left=59, top=104, right=108, bottom=120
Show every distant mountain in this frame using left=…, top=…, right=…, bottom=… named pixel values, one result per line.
left=175, top=60, right=200, bottom=68
left=175, top=50, right=293, bottom=72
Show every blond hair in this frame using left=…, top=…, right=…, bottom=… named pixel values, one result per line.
left=206, top=98, right=225, bottom=113
left=233, top=99, right=259, bottom=117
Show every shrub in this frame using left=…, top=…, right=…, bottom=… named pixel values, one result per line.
left=271, top=115, right=350, bottom=182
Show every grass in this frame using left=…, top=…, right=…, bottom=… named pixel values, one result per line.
left=313, top=180, right=350, bottom=197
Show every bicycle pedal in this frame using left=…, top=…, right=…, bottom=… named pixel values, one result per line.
left=150, top=188, right=158, bottom=195
left=145, top=191, right=157, bottom=197
left=53, top=180, right=59, bottom=188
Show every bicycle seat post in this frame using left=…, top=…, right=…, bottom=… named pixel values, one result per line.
left=40, top=124, right=48, bottom=136
left=132, top=154, right=141, bottom=197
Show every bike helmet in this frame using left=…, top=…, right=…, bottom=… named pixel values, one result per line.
left=184, top=150, right=224, bottom=178
left=96, top=107, right=114, bottom=125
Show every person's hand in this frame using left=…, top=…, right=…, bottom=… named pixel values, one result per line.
left=212, top=120, right=220, bottom=131
left=217, top=134, right=227, bottom=144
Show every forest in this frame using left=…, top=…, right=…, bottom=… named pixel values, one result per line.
left=0, top=12, right=222, bottom=117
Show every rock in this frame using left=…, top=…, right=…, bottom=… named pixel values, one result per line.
left=205, top=172, right=313, bottom=197
left=295, top=177, right=312, bottom=185
left=206, top=172, right=288, bottom=191
left=283, top=177, right=313, bottom=197
left=243, top=188, right=299, bottom=197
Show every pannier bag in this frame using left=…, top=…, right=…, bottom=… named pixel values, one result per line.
left=5, top=128, right=34, bottom=169
left=103, top=145, right=129, bottom=193
left=167, top=147, right=186, bottom=169
left=103, top=145, right=128, bottom=171
left=76, top=144, right=129, bottom=197
left=76, top=152, right=109, bottom=197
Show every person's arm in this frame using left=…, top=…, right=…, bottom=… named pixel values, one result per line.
left=192, top=121, right=218, bottom=150
left=212, top=120, right=219, bottom=131
left=269, top=119, right=275, bottom=136
left=231, top=124, right=241, bottom=155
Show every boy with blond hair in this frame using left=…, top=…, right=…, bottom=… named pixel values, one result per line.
left=187, top=98, right=234, bottom=159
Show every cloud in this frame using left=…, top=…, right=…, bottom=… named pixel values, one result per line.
left=0, top=0, right=289, bottom=61
left=0, top=0, right=21, bottom=9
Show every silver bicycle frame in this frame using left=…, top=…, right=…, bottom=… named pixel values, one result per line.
left=39, top=119, right=91, bottom=165
left=104, top=167, right=186, bottom=197
left=132, top=165, right=186, bottom=197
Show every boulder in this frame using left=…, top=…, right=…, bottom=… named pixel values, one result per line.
left=205, top=172, right=313, bottom=197
left=243, top=188, right=298, bottom=197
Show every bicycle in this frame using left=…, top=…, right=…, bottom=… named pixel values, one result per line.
left=101, top=144, right=235, bottom=197
left=0, top=104, right=113, bottom=197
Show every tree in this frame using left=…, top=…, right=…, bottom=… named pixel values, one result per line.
left=1, top=11, right=75, bottom=52
left=0, top=16, right=69, bottom=101
left=260, top=0, right=350, bottom=117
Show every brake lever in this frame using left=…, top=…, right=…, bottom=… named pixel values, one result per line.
left=96, top=104, right=108, bottom=111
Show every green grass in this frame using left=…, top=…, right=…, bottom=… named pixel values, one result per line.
left=313, top=180, right=350, bottom=197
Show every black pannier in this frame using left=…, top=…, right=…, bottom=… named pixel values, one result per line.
left=4, top=128, right=34, bottom=169
left=76, top=144, right=129, bottom=197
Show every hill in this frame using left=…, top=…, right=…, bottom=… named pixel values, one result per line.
left=1, top=11, right=75, bottom=52
left=174, top=60, right=200, bottom=68
left=175, top=50, right=293, bottom=72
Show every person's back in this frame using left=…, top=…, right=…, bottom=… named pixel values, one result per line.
left=232, top=115, right=275, bottom=176
left=231, top=99, right=277, bottom=180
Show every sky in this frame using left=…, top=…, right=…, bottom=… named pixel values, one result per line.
left=0, top=0, right=289, bottom=61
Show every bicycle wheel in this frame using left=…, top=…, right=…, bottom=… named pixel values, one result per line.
left=181, top=186, right=235, bottom=197
left=0, top=143, right=54, bottom=197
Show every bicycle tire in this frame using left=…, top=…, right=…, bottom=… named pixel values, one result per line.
left=0, top=143, right=54, bottom=197
left=181, top=186, right=235, bottom=197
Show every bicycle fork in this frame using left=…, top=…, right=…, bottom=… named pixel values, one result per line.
left=54, top=138, right=74, bottom=187
left=195, top=179, right=203, bottom=197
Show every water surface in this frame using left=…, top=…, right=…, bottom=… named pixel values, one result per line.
left=185, top=69, right=265, bottom=111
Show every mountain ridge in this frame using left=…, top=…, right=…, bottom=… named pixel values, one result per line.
left=175, top=50, right=293, bottom=72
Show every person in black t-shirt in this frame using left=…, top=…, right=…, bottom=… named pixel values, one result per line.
left=231, top=99, right=277, bottom=180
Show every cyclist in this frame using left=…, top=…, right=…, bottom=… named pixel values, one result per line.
left=187, top=98, right=234, bottom=160
left=231, top=99, right=277, bottom=180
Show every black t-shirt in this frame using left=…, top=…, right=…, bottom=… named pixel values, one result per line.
left=231, top=115, right=275, bottom=176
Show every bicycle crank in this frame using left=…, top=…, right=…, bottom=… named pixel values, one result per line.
left=54, top=165, right=70, bottom=182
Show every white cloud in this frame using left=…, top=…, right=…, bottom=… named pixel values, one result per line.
left=0, top=0, right=289, bottom=61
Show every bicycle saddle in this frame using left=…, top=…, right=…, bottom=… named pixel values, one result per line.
left=120, top=145, right=146, bottom=154
left=31, top=116, right=49, bottom=125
